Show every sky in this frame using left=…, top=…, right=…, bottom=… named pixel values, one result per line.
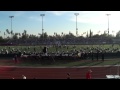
left=0, top=11, right=120, bottom=37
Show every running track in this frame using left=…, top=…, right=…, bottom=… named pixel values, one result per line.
left=0, top=59, right=120, bottom=79
left=0, top=65, right=119, bottom=79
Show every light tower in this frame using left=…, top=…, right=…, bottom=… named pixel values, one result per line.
left=74, top=13, right=79, bottom=36
left=9, top=16, right=14, bottom=32
left=106, top=14, right=111, bottom=36
left=40, top=14, right=45, bottom=38
left=9, top=16, right=14, bottom=38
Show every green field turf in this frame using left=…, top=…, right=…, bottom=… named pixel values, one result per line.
left=0, top=44, right=120, bottom=53
left=0, top=44, right=120, bottom=67
left=0, top=58, right=120, bottom=67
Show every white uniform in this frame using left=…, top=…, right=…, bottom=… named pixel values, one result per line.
left=22, top=75, right=26, bottom=79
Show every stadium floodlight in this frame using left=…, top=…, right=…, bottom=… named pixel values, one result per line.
left=40, top=14, right=45, bottom=38
left=106, top=14, right=111, bottom=36
left=9, top=16, right=14, bottom=38
left=9, top=16, right=14, bottom=32
left=74, top=13, right=79, bottom=36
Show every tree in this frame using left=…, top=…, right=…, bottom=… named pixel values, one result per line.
left=0, top=36, right=5, bottom=43
left=5, top=29, right=8, bottom=38
left=13, top=33, right=18, bottom=39
left=69, top=32, right=75, bottom=38
left=24, top=30, right=27, bottom=36
left=61, top=32, right=64, bottom=37
left=54, top=32, right=56, bottom=36
left=92, top=34, right=100, bottom=38
left=89, top=29, right=93, bottom=38
left=116, top=30, right=120, bottom=38
left=0, top=36, right=3, bottom=40
left=4, top=32, right=6, bottom=39
left=6, top=29, right=10, bottom=38
left=21, top=30, right=28, bottom=39
left=10, top=30, right=14, bottom=38
left=18, top=33, right=21, bottom=38
left=99, top=33, right=108, bottom=39
left=43, top=32, right=48, bottom=39
left=38, top=33, right=41, bottom=38
left=86, top=31, right=88, bottom=38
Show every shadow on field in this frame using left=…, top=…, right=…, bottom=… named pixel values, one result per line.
left=105, top=61, right=120, bottom=69
left=72, top=60, right=105, bottom=67
left=73, top=60, right=95, bottom=66
left=90, top=61, right=103, bottom=66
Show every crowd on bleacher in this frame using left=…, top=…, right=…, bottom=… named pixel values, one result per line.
left=7, top=37, right=113, bottom=45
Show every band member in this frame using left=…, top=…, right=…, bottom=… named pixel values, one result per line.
left=43, top=46, right=48, bottom=56
left=14, top=55, right=18, bottom=63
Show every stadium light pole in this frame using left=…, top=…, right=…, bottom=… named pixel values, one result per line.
left=40, top=14, right=45, bottom=39
left=106, top=14, right=111, bottom=36
left=74, top=13, right=79, bottom=37
left=9, top=16, right=14, bottom=38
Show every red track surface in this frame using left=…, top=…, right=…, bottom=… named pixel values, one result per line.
left=0, top=66, right=119, bottom=79
left=0, top=60, right=119, bottom=79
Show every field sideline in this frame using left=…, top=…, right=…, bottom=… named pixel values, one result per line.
left=0, top=57, right=120, bottom=67
left=0, top=58, right=120, bottom=79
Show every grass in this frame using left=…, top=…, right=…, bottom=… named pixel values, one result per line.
left=0, top=58, right=120, bottom=67
left=53, top=59, right=120, bottom=67
left=0, top=44, right=120, bottom=53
